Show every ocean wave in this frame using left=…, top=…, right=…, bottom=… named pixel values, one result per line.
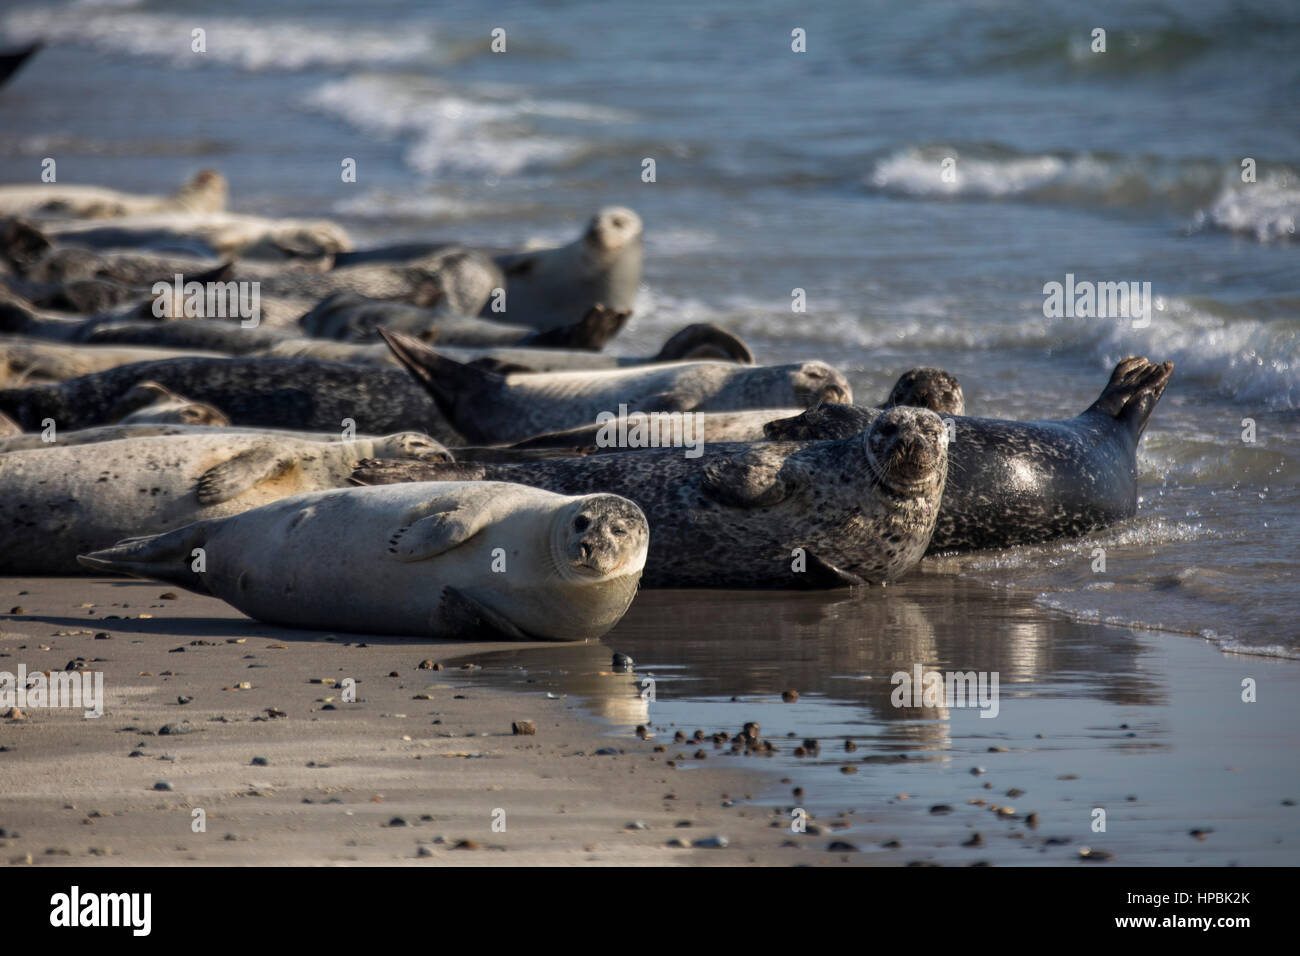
left=304, top=75, right=623, bottom=179
left=2, top=5, right=439, bottom=71
left=866, top=143, right=1299, bottom=242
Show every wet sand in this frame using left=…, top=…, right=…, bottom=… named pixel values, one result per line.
left=2, top=572, right=1296, bottom=866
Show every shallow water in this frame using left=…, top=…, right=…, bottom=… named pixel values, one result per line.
left=454, top=584, right=1300, bottom=865
left=0, top=1, right=1295, bottom=650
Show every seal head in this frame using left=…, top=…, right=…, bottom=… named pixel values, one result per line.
left=864, top=405, right=949, bottom=496
left=553, top=494, right=649, bottom=581
left=886, top=367, right=965, bottom=417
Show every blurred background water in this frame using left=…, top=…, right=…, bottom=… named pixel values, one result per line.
left=1, top=0, right=1296, bottom=653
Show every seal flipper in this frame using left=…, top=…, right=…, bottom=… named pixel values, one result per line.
left=653, top=323, right=754, bottom=365
left=701, top=451, right=794, bottom=508
left=1083, top=356, right=1174, bottom=440
left=438, top=586, right=534, bottom=641
left=197, top=445, right=295, bottom=505
left=379, top=329, right=504, bottom=441
left=791, top=551, right=867, bottom=590
left=77, top=525, right=212, bottom=594
left=387, top=507, right=487, bottom=561
left=520, top=304, right=629, bottom=350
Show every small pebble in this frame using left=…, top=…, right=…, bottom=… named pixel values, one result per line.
left=511, top=720, right=536, bottom=736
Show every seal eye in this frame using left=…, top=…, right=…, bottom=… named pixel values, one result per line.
left=611, top=525, right=627, bottom=537
left=574, top=516, right=590, bottom=532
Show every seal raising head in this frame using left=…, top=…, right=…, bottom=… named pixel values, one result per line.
left=886, top=367, right=965, bottom=417
left=864, top=405, right=949, bottom=497
left=794, top=361, right=853, bottom=405
left=584, top=207, right=643, bottom=258
left=555, top=494, right=650, bottom=581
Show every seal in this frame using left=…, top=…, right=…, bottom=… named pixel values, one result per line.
left=1, top=338, right=225, bottom=385
left=486, top=207, right=643, bottom=331
left=106, top=381, right=230, bottom=427
left=0, top=356, right=462, bottom=442
left=0, top=170, right=227, bottom=220
left=298, top=294, right=627, bottom=348
left=0, top=431, right=450, bottom=574
left=0, top=423, right=413, bottom=453
left=78, top=481, right=649, bottom=641
left=352, top=405, right=948, bottom=589
left=763, top=356, right=1174, bottom=553
left=380, top=329, right=851, bottom=444
left=480, top=366, right=962, bottom=453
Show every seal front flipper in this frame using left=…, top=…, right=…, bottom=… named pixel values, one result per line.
left=701, top=451, right=795, bottom=508
left=197, top=445, right=296, bottom=504
left=438, top=586, right=534, bottom=641
left=387, top=506, right=489, bottom=561
left=791, top=550, right=867, bottom=590
left=519, top=304, right=629, bottom=350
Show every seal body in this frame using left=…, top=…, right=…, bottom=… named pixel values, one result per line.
left=487, top=207, right=643, bottom=331
left=0, top=170, right=227, bottom=220
left=78, top=482, right=648, bottom=641
left=354, top=406, right=948, bottom=589
left=0, top=431, right=448, bottom=573
left=0, top=356, right=461, bottom=442
left=382, top=330, right=851, bottom=445
left=763, top=356, right=1174, bottom=552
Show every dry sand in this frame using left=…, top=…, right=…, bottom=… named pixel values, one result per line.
left=0, top=576, right=841, bottom=866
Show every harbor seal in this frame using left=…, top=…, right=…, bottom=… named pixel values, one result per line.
left=0, top=356, right=461, bottom=442
left=380, top=329, right=850, bottom=444
left=0, top=170, right=227, bottom=220
left=0, top=338, right=226, bottom=385
left=0, top=423, right=416, bottom=453
left=106, top=381, right=230, bottom=426
left=486, top=207, right=643, bottom=331
left=78, top=481, right=648, bottom=641
left=0, top=431, right=450, bottom=574
left=483, top=366, right=963, bottom=453
left=763, top=356, right=1174, bottom=553
left=353, top=405, right=948, bottom=589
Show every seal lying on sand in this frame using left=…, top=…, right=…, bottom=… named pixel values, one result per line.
left=380, top=329, right=850, bottom=444
left=354, top=406, right=948, bottom=589
left=106, top=381, right=230, bottom=426
left=487, top=367, right=962, bottom=452
left=0, top=431, right=449, bottom=574
left=763, top=356, right=1174, bottom=552
left=79, top=482, right=648, bottom=640
left=0, top=170, right=227, bottom=220
left=0, top=338, right=224, bottom=385
left=0, top=422, right=410, bottom=453
left=0, top=356, right=461, bottom=442
left=486, top=207, right=643, bottom=331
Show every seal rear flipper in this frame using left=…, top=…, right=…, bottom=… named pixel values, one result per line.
left=520, top=304, right=629, bottom=350
left=378, top=328, right=504, bottom=440
left=76, top=525, right=212, bottom=594
left=791, top=551, right=867, bottom=590
left=653, top=323, right=754, bottom=365
left=196, top=445, right=295, bottom=504
left=1083, top=356, right=1174, bottom=440
left=701, top=452, right=793, bottom=508
left=350, top=457, right=485, bottom=486
left=438, top=586, right=535, bottom=641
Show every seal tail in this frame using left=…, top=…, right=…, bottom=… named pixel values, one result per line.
left=1084, top=356, right=1174, bottom=440
left=378, top=328, right=504, bottom=440
left=520, top=304, right=629, bottom=350
left=76, top=524, right=213, bottom=594
left=653, top=323, right=755, bottom=364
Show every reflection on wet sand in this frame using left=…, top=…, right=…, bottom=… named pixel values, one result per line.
left=463, top=570, right=1167, bottom=757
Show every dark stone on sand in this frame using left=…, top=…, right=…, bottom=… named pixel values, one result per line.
left=962, top=833, right=984, bottom=847
left=388, top=817, right=408, bottom=827
left=782, top=690, right=798, bottom=703
left=8, top=607, right=22, bottom=614
left=929, top=805, right=953, bottom=815
left=693, top=835, right=729, bottom=849
left=452, top=840, right=479, bottom=850
left=1025, top=813, right=1040, bottom=828
left=1006, top=788, right=1024, bottom=797
left=176, top=696, right=193, bottom=705
left=158, top=723, right=190, bottom=736
left=417, top=659, right=439, bottom=669
left=94, top=632, right=110, bottom=639
left=612, top=652, right=634, bottom=670
left=1078, top=848, right=1113, bottom=861
left=250, top=757, right=269, bottom=766
left=844, top=740, right=857, bottom=752
left=153, top=781, right=173, bottom=791
left=594, top=747, right=619, bottom=755
left=827, top=841, right=858, bottom=852
left=635, top=725, right=648, bottom=739
left=511, top=720, right=536, bottom=735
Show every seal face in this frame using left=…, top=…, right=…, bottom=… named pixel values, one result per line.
left=886, top=367, right=965, bottom=417
left=78, top=482, right=649, bottom=641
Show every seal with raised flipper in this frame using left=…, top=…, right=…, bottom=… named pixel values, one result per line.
left=78, top=481, right=649, bottom=641
left=0, top=431, right=450, bottom=573
left=762, top=356, right=1174, bottom=553
left=352, top=405, right=948, bottom=590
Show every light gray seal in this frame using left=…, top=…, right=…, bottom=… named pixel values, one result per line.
left=79, top=481, right=649, bottom=641
left=380, top=329, right=851, bottom=444
left=0, top=431, right=449, bottom=574
left=352, top=405, right=948, bottom=589
left=762, top=356, right=1174, bottom=553
left=485, top=207, right=643, bottom=331
left=0, top=170, right=227, bottom=220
